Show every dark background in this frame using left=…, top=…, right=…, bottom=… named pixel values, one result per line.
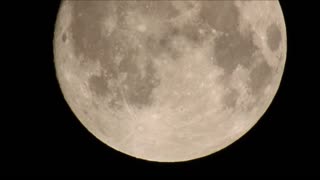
left=2, top=0, right=318, bottom=176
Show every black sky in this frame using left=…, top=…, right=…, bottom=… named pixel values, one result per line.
left=2, top=0, right=318, bottom=176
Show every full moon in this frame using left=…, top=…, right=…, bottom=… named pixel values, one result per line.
left=54, top=0, right=287, bottom=162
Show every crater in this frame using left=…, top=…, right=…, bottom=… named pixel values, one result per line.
left=266, top=22, right=282, bottom=52
left=61, top=32, right=67, bottom=43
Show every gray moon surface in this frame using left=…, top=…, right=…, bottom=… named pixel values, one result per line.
left=54, top=0, right=287, bottom=162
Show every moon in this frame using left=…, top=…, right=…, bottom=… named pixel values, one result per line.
left=54, top=0, right=287, bottom=162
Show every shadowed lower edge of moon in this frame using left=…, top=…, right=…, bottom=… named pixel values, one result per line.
left=54, top=0, right=287, bottom=162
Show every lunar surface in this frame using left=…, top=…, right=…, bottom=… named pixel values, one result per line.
left=54, top=0, right=287, bottom=162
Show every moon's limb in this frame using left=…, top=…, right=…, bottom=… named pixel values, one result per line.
left=54, top=0, right=287, bottom=162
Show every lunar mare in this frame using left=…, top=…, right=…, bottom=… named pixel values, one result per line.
left=54, top=1, right=287, bottom=162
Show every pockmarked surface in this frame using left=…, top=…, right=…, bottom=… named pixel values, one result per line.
left=54, top=1, right=287, bottom=162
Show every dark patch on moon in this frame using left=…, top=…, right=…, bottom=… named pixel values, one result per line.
left=128, top=1, right=179, bottom=19
left=119, top=50, right=161, bottom=109
left=145, top=27, right=182, bottom=61
left=71, top=0, right=273, bottom=113
left=83, top=109, right=88, bottom=115
left=144, top=36, right=162, bottom=58
left=87, top=44, right=160, bottom=110
left=249, top=59, right=273, bottom=96
left=71, top=1, right=161, bottom=110
left=200, top=1, right=240, bottom=33
left=214, top=30, right=258, bottom=74
left=181, top=22, right=208, bottom=45
left=88, top=74, right=109, bottom=97
left=88, top=73, right=124, bottom=111
left=201, top=1, right=258, bottom=74
left=153, top=2, right=180, bottom=19
left=62, top=32, right=67, bottom=43
left=145, top=22, right=206, bottom=62
left=222, top=88, right=240, bottom=108
left=266, top=23, right=282, bottom=52
left=70, top=1, right=105, bottom=61
left=70, top=1, right=118, bottom=62
left=200, top=1, right=274, bottom=108
left=88, top=73, right=126, bottom=110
